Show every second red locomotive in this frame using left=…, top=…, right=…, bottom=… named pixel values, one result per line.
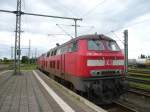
left=37, top=34, right=127, bottom=104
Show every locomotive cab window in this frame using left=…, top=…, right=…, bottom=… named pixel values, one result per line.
left=51, top=51, right=53, bottom=56
left=53, top=49, right=57, bottom=55
left=68, top=41, right=78, bottom=52
left=106, top=41, right=120, bottom=51
left=47, top=51, right=50, bottom=57
left=60, top=45, right=68, bottom=54
left=88, top=40, right=104, bottom=50
left=56, top=48, right=61, bottom=55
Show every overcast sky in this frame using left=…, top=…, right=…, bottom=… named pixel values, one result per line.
left=0, top=0, right=150, bottom=59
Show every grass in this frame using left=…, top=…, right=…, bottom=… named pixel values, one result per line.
left=128, top=72, right=150, bottom=77
left=128, top=72, right=150, bottom=79
left=20, top=64, right=37, bottom=70
left=129, top=82, right=150, bottom=91
left=0, top=63, right=37, bottom=70
left=127, top=76, right=150, bottom=81
left=128, top=67, right=150, bottom=71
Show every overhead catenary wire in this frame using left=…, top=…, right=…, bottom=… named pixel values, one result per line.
left=0, top=0, right=82, bottom=74
left=22, top=12, right=82, bottom=38
left=56, top=23, right=95, bottom=36
left=105, top=18, right=150, bottom=35
left=111, top=31, right=124, bottom=44
left=0, top=9, right=82, bottom=21
left=48, top=34, right=68, bottom=36
left=54, top=0, right=76, bottom=17
left=56, top=23, right=94, bottom=28
left=56, top=24, right=74, bottom=39
left=23, top=12, right=82, bottom=20
left=81, top=26, right=95, bottom=35
left=82, top=0, right=106, bottom=18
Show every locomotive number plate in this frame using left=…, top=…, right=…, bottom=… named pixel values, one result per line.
left=105, top=60, right=113, bottom=65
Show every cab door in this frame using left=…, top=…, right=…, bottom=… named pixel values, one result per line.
left=61, top=54, right=65, bottom=73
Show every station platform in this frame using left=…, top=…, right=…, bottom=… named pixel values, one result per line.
left=0, top=70, right=107, bottom=112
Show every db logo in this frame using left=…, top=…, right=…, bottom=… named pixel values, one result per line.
left=105, top=60, right=112, bottom=65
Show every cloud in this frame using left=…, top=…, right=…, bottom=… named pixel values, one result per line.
left=0, top=44, right=11, bottom=58
left=0, top=0, right=150, bottom=59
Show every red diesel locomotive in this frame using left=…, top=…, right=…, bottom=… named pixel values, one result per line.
left=37, top=34, right=127, bottom=104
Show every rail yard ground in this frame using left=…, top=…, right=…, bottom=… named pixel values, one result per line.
left=116, top=90, right=150, bottom=112
left=0, top=65, right=150, bottom=112
left=120, top=67, right=150, bottom=112
left=127, top=68, right=150, bottom=91
left=0, top=63, right=37, bottom=71
left=0, top=64, right=10, bottom=71
left=102, top=67, right=150, bottom=112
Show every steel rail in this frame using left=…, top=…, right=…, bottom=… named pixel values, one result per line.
left=113, top=101, right=138, bottom=112
left=128, top=88, right=150, bottom=97
left=129, top=69, right=150, bottom=74
left=126, top=77, right=150, bottom=85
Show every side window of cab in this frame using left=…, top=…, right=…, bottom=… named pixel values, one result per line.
left=68, top=41, right=78, bottom=52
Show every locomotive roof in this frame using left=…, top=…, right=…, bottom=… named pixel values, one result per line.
left=75, top=34, right=115, bottom=41
left=45, top=34, right=115, bottom=53
left=39, top=34, right=116, bottom=57
left=56, top=34, right=115, bottom=48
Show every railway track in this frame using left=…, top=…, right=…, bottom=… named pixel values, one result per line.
left=126, top=77, right=150, bottom=85
left=102, top=101, right=138, bottom=112
left=114, top=101, right=138, bottom=112
left=128, top=88, right=150, bottom=97
left=128, top=72, right=150, bottom=78
left=39, top=71, right=150, bottom=112
left=128, top=69, right=150, bottom=74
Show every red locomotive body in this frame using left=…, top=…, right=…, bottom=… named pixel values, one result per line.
left=37, top=34, right=127, bottom=104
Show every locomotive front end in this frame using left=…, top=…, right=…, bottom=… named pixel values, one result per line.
left=80, top=35, right=128, bottom=104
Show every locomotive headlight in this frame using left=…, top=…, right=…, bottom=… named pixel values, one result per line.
left=87, top=60, right=105, bottom=66
left=113, top=60, right=124, bottom=65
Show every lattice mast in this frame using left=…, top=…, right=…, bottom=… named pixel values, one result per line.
left=14, top=0, right=22, bottom=74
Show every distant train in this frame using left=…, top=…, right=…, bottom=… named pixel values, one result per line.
left=37, top=34, right=128, bottom=104
left=128, top=58, right=150, bottom=68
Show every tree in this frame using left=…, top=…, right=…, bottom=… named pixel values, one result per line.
left=3, top=57, right=9, bottom=63
left=140, top=54, right=146, bottom=59
left=30, top=58, right=37, bottom=64
left=22, top=56, right=29, bottom=64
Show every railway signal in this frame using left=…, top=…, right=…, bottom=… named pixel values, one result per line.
left=0, top=0, right=82, bottom=74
